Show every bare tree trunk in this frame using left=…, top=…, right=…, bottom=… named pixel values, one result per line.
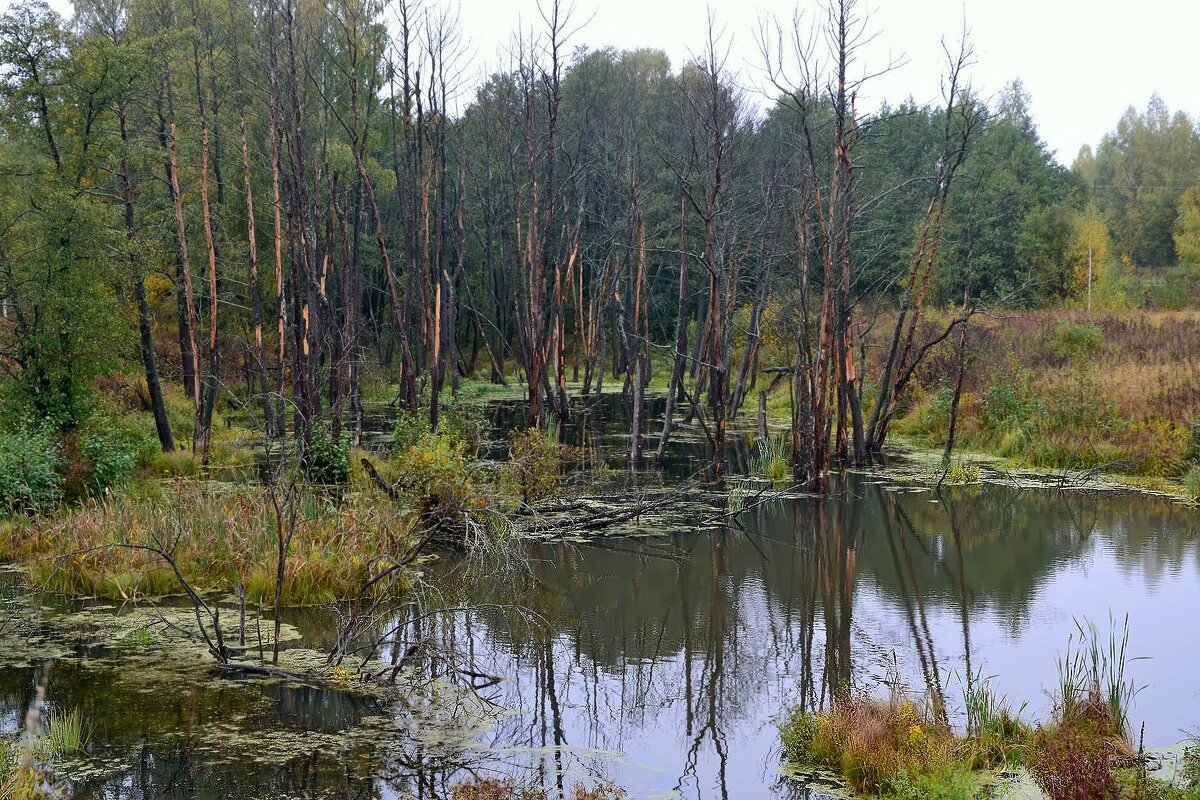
left=119, top=105, right=175, bottom=453
left=191, top=53, right=221, bottom=462
left=167, top=123, right=201, bottom=415
left=656, top=193, right=690, bottom=464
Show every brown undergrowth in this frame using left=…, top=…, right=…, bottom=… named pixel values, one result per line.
left=891, top=310, right=1200, bottom=479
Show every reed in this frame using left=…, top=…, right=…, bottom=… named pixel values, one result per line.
left=1056, top=613, right=1144, bottom=743
left=751, top=432, right=790, bottom=482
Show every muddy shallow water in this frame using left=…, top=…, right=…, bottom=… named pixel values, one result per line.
left=2, top=395, right=1198, bottom=799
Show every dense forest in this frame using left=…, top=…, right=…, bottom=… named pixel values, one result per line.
left=1, top=0, right=1198, bottom=491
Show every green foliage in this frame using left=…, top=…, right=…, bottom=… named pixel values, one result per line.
left=779, top=708, right=820, bottom=765
left=895, top=386, right=955, bottom=442
left=393, top=392, right=487, bottom=458
left=506, top=428, right=562, bottom=505
left=1184, top=744, right=1200, bottom=792
left=392, top=410, right=432, bottom=454
left=305, top=427, right=351, bottom=485
left=0, top=424, right=63, bottom=515
left=1087, top=96, right=1199, bottom=270
left=435, top=392, right=488, bottom=456
left=1051, top=321, right=1107, bottom=359
left=1184, top=467, right=1200, bottom=502
left=394, top=432, right=478, bottom=522
left=981, top=384, right=1026, bottom=432
left=79, top=413, right=157, bottom=495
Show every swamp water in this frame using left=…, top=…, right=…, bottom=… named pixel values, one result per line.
left=2, top=396, right=1199, bottom=799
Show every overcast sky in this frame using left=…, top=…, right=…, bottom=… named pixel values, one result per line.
left=453, top=0, right=1198, bottom=166
left=33, top=0, right=1199, bottom=166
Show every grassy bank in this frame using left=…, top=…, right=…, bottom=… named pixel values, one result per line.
left=890, top=310, right=1200, bottom=493
left=779, top=619, right=1200, bottom=800
left=0, top=379, right=566, bottom=605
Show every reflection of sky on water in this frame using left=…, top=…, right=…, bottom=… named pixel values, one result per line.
left=425, top=481, right=1200, bottom=798
left=1, top=391, right=1198, bottom=799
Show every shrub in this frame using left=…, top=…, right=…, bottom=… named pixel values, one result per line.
left=82, top=427, right=140, bottom=495
left=981, top=384, right=1026, bottom=432
left=0, top=426, right=63, bottom=515
left=392, top=410, right=431, bottom=455
left=394, top=432, right=478, bottom=524
left=393, top=394, right=486, bottom=458
left=436, top=394, right=487, bottom=456
left=778, top=694, right=962, bottom=796
left=1028, top=714, right=1119, bottom=800
left=1050, top=321, right=1106, bottom=360
left=1183, top=743, right=1200, bottom=791
left=305, top=426, right=351, bottom=485
left=506, top=429, right=562, bottom=504
left=905, top=386, right=955, bottom=441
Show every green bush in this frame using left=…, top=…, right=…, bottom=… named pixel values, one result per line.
left=393, top=390, right=487, bottom=459
left=0, top=425, right=63, bottom=515
left=82, top=428, right=139, bottom=495
left=1050, top=321, right=1106, bottom=360
left=436, top=395, right=487, bottom=456
left=394, top=432, right=478, bottom=523
left=506, top=428, right=562, bottom=504
left=392, top=409, right=432, bottom=454
left=981, top=385, right=1026, bottom=432
left=305, top=426, right=351, bottom=485
left=900, top=386, right=955, bottom=441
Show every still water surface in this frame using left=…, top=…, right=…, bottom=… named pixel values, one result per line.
left=1, top=398, right=1198, bottom=799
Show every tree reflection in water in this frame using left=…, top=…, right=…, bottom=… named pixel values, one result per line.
left=2, top=470, right=1198, bottom=798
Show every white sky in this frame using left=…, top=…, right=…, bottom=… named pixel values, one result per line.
left=32, top=0, right=1200, bottom=166
left=455, top=0, right=1200, bottom=166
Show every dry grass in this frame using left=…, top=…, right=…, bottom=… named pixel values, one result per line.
left=780, top=692, right=976, bottom=796
left=890, top=309, right=1200, bottom=478
left=0, top=480, right=420, bottom=605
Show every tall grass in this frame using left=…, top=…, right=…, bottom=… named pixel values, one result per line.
left=961, top=668, right=1030, bottom=769
left=751, top=432, right=790, bottom=482
left=1056, top=613, right=1144, bottom=743
left=0, top=480, right=421, bottom=604
left=39, top=707, right=83, bottom=761
left=887, top=310, right=1200, bottom=480
left=778, top=691, right=977, bottom=796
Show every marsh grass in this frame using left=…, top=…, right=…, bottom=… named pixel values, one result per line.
left=960, top=670, right=1031, bottom=769
left=0, top=480, right=420, bottom=605
left=37, top=708, right=83, bottom=762
left=1057, top=614, right=1144, bottom=744
left=885, top=310, right=1200, bottom=481
left=751, top=433, right=790, bottom=482
left=778, top=691, right=977, bottom=797
left=444, top=777, right=626, bottom=800
left=1028, top=615, right=1148, bottom=800
left=1183, top=466, right=1200, bottom=502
